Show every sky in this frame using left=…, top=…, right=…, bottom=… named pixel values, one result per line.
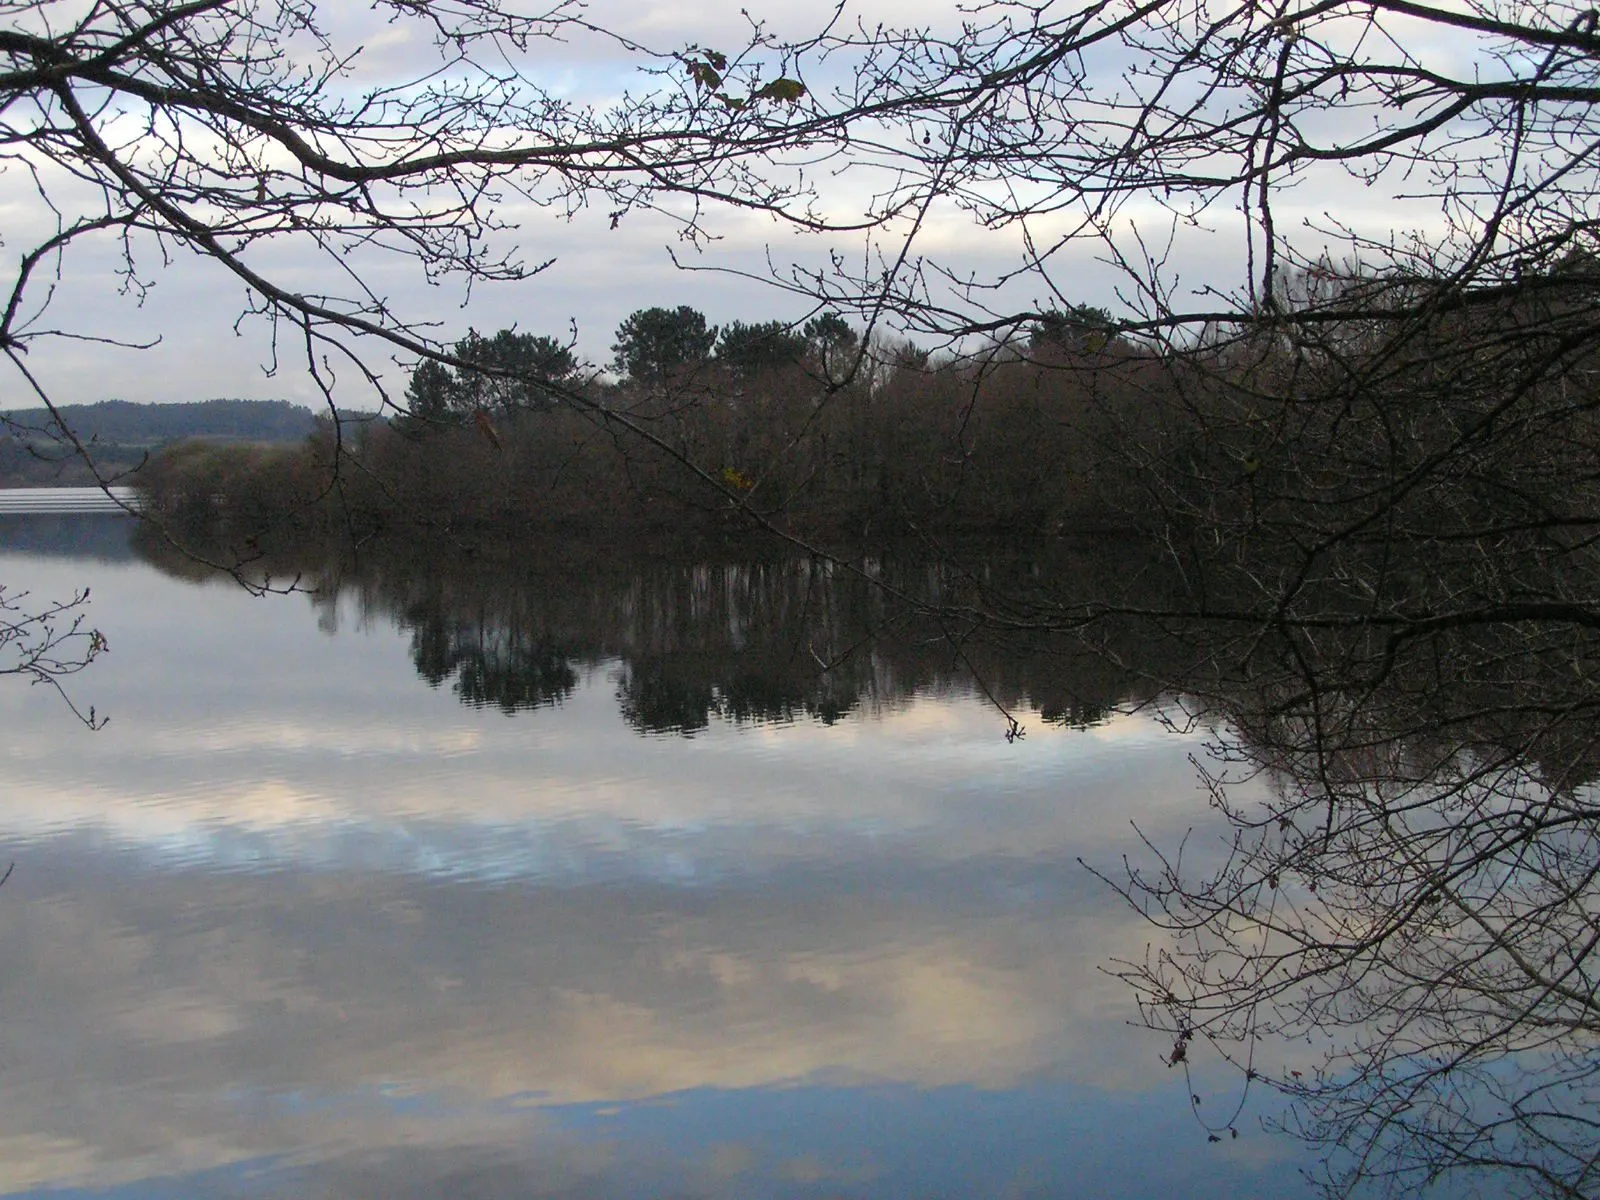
left=0, top=0, right=1512, bottom=412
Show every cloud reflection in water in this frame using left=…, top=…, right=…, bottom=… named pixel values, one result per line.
left=0, top=531, right=1307, bottom=1198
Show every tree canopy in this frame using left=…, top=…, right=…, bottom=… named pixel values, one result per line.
left=405, top=330, right=578, bottom=426
left=611, top=307, right=717, bottom=382
left=714, top=321, right=808, bottom=376
left=0, top=1, right=823, bottom=420
left=1026, top=306, right=1118, bottom=355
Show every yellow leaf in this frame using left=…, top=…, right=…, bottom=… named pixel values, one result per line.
left=754, top=78, right=806, bottom=104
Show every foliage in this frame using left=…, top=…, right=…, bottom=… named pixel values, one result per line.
left=802, top=314, right=860, bottom=376
left=136, top=436, right=330, bottom=533
left=802, top=314, right=858, bottom=352
left=137, top=338, right=1146, bottom=540
left=681, top=46, right=808, bottom=112
left=1027, top=306, right=1118, bottom=355
left=611, top=307, right=718, bottom=382
left=404, top=329, right=578, bottom=428
left=714, top=321, right=808, bottom=376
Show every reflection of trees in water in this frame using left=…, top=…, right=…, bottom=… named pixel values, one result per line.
left=1037, top=695, right=1115, bottom=730
left=129, top=526, right=1600, bottom=1193
left=1099, top=604, right=1600, bottom=1199
left=615, top=657, right=859, bottom=736
left=132, top=530, right=1149, bottom=736
left=406, top=603, right=578, bottom=714
left=380, top=554, right=879, bottom=733
left=599, top=558, right=870, bottom=734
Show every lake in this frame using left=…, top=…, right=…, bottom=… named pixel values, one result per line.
left=0, top=513, right=1322, bottom=1199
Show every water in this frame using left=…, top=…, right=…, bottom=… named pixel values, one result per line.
left=0, top=516, right=1316, bottom=1199
left=0, top=487, right=138, bottom=514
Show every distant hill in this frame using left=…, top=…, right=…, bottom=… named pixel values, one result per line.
left=0, top=399, right=321, bottom=487
left=2, top=398, right=319, bottom=445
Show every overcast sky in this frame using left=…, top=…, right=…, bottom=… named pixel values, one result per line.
left=1, top=0, right=1489, bottom=411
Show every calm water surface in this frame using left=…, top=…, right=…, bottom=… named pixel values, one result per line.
left=0, top=516, right=1313, bottom=1198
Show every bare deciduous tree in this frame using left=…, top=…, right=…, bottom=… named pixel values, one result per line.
left=0, top=581, right=105, bottom=726
left=7, top=2, right=1600, bottom=1192
left=810, top=3, right=1600, bottom=1194
left=0, top=0, right=840, bottom=425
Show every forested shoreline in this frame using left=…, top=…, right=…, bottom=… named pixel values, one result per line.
left=0, top=399, right=316, bottom=488
left=129, top=307, right=1167, bottom=543
left=8, top=0, right=1600, bottom=1193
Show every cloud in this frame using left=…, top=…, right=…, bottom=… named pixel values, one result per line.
left=2, top=0, right=1503, bottom=409
left=0, top=844, right=1231, bottom=1190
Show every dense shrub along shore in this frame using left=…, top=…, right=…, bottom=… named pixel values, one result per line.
left=134, top=343, right=1161, bottom=543
left=133, top=270, right=1600, bottom=579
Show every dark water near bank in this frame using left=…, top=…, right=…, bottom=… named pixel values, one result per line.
left=0, top=516, right=1314, bottom=1199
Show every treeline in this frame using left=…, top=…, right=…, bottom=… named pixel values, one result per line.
left=2, top=398, right=317, bottom=444
left=135, top=305, right=1159, bottom=540
left=132, top=270, right=1600, bottom=559
left=1, top=398, right=317, bottom=487
left=124, top=277, right=1600, bottom=784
